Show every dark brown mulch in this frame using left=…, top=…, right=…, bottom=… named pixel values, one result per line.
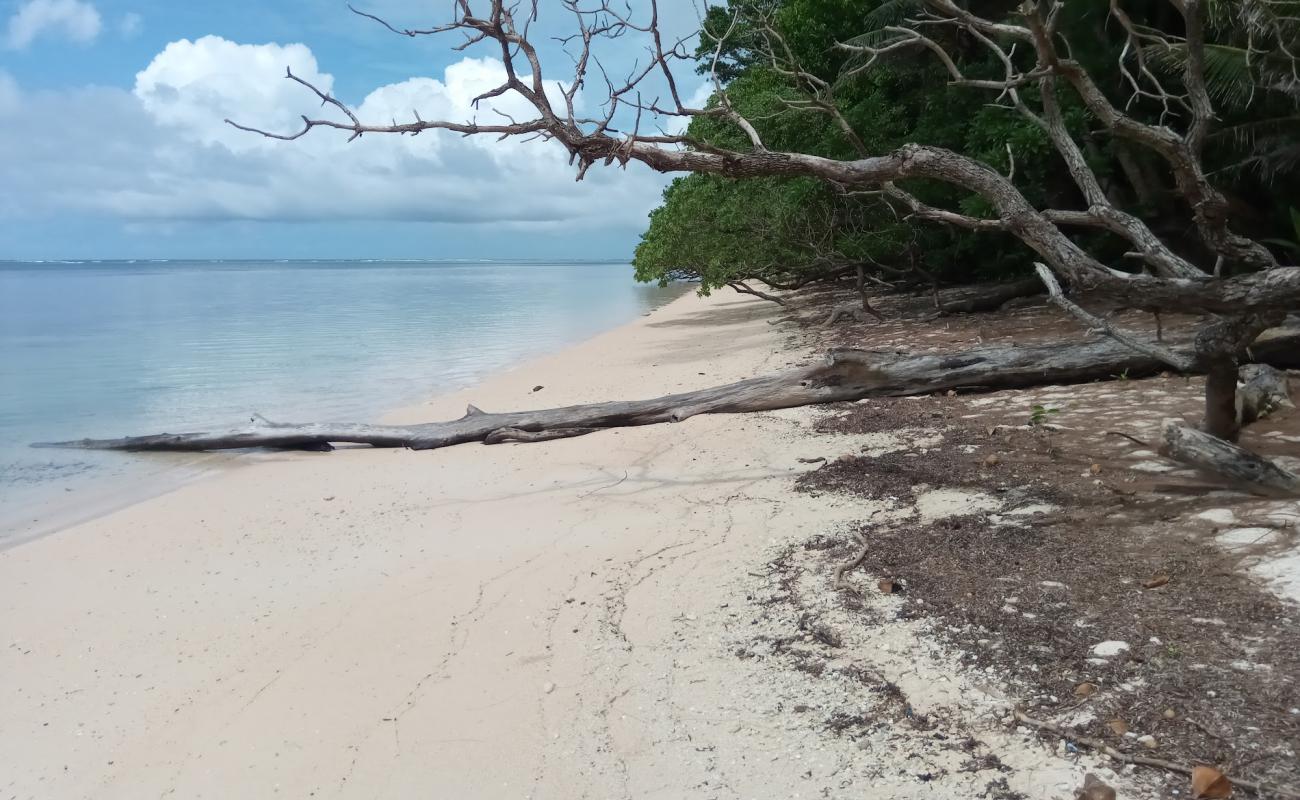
left=799, top=398, right=1300, bottom=795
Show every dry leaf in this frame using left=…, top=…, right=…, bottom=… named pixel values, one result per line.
left=1090, top=462, right=1103, bottom=475
left=1076, top=773, right=1117, bottom=800
left=984, top=454, right=1000, bottom=467
left=1074, top=682, right=1099, bottom=698
left=1191, top=765, right=1232, bottom=798
left=1107, top=718, right=1128, bottom=736
left=1143, top=574, right=1170, bottom=590
left=877, top=579, right=899, bottom=594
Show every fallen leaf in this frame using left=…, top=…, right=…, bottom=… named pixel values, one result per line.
left=878, top=579, right=900, bottom=594
left=1163, top=708, right=1177, bottom=719
left=1090, top=462, right=1103, bottom=475
left=1107, top=718, right=1129, bottom=736
left=1191, top=765, right=1232, bottom=798
left=984, top=454, right=1000, bottom=467
left=1076, top=773, right=1117, bottom=800
left=1143, top=574, right=1170, bottom=589
left=1074, top=682, right=1099, bottom=698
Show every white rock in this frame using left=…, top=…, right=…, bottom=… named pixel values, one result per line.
left=543, top=681, right=556, bottom=694
left=1091, top=640, right=1130, bottom=658
left=1136, top=735, right=1157, bottom=749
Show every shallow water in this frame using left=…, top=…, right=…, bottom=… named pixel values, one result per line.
left=0, top=260, right=684, bottom=542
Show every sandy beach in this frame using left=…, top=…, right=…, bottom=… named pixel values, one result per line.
left=2, top=291, right=1137, bottom=799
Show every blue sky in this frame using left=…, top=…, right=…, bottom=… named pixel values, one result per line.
left=0, top=1, right=711, bottom=259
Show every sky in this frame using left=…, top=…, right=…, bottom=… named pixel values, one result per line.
left=0, top=0, right=713, bottom=260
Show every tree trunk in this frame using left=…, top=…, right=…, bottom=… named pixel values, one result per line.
left=38, top=326, right=1300, bottom=454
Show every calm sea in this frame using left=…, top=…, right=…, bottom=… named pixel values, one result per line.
left=0, top=260, right=685, bottom=543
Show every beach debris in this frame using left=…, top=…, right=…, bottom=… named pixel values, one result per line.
left=1136, top=734, right=1158, bottom=749
left=1075, top=773, right=1117, bottom=800
left=1108, top=719, right=1129, bottom=736
left=983, top=454, right=1000, bottom=467
left=797, top=456, right=826, bottom=464
left=543, top=681, right=556, bottom=694
left=532, top=385, right=544, bottom=392
left=1191, top=766, right=1232, bottom=798
left=323, top=496, right=335, bottom=502
left=877, top=578, right=900, bottom=594
left=1143, top=574, right=1170, bottom=590
left=1074, top=682, right=1099, bottom=698
left=1091, top=640, right=1130, bottom=658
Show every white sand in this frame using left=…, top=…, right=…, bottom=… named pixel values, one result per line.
left=0, top=292, right=1126, bottom=799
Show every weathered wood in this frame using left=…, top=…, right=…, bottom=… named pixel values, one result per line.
left=1160, top=419, right=1300, bottom=497
left=936, top=277, right=1043, bottom=314
left=37, top=326, right=1300, bottom=454
left=1238, top=364, right=1294, bottom=425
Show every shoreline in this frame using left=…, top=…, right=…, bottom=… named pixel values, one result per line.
left=0, top=289, right=1124, bottom=798
left=0, top=281, right=690, bottom=548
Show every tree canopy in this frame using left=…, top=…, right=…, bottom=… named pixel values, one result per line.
left=632, top=0, right=1300, bottom=294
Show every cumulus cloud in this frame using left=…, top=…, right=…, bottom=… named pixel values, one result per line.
left=4, top=0, right=101, bottom=49
left=0, top=35, right=669, bottom=233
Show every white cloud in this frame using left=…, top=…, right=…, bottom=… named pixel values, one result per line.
left=118, top=11, right=141, bottom=39
left=4, top=0, right=102, bottom=50
left=0, top=36, right=669, bottom=233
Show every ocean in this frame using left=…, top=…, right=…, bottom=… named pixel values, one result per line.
left=0, top=259, right=685, bottom=543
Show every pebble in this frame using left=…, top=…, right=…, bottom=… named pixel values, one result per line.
left=543, top=682, right=556, bottom=694
left=1136, top=735, right=1157, bottom=749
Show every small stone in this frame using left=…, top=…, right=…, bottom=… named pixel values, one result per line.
left=1136, top=734, right=1157, bottom=749
left=1163, top=708, right=1176, bottom=719
left=984, top=454, right=1000, bottom=467
left=856, top=738, right=871, bottom=751
left=543, top=682, right=556, bottom=694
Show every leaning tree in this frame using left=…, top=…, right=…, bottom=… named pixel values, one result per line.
left=51, top=0, right=1300, bottom=493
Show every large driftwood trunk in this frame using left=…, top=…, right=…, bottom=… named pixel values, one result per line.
left=1162, top=419, right=1300, bottom=498
left=39, top=328, right=1300, bottom=454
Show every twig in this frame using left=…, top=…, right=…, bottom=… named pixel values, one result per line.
left=1105, top=430, right=1151, bottom=448
left=833, top=533, right=871, bottom=593
left=1013, top=710, right=1300, bottom=799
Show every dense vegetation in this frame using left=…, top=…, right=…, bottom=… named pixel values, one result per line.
left=633, top=0, right=1300, bottom=295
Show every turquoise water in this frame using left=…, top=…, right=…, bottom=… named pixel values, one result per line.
left=0, top=260, right=684, bottom=541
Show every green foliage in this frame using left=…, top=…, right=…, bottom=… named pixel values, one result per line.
left=635, top=0, right=1300, bottom=292
left=1029, top=405, right=1060, bottom=427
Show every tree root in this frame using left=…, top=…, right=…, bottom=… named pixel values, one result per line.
left=1013, top=711, right=1300, bottom=799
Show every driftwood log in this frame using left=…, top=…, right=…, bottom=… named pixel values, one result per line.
left=37, top=327, right=1300, bottom=454
left=936, top=276, right=1043, bottom=314
left=1237, top=364, right=1294, bottom=425
left=1161, top=419, right=1300, bottom=497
